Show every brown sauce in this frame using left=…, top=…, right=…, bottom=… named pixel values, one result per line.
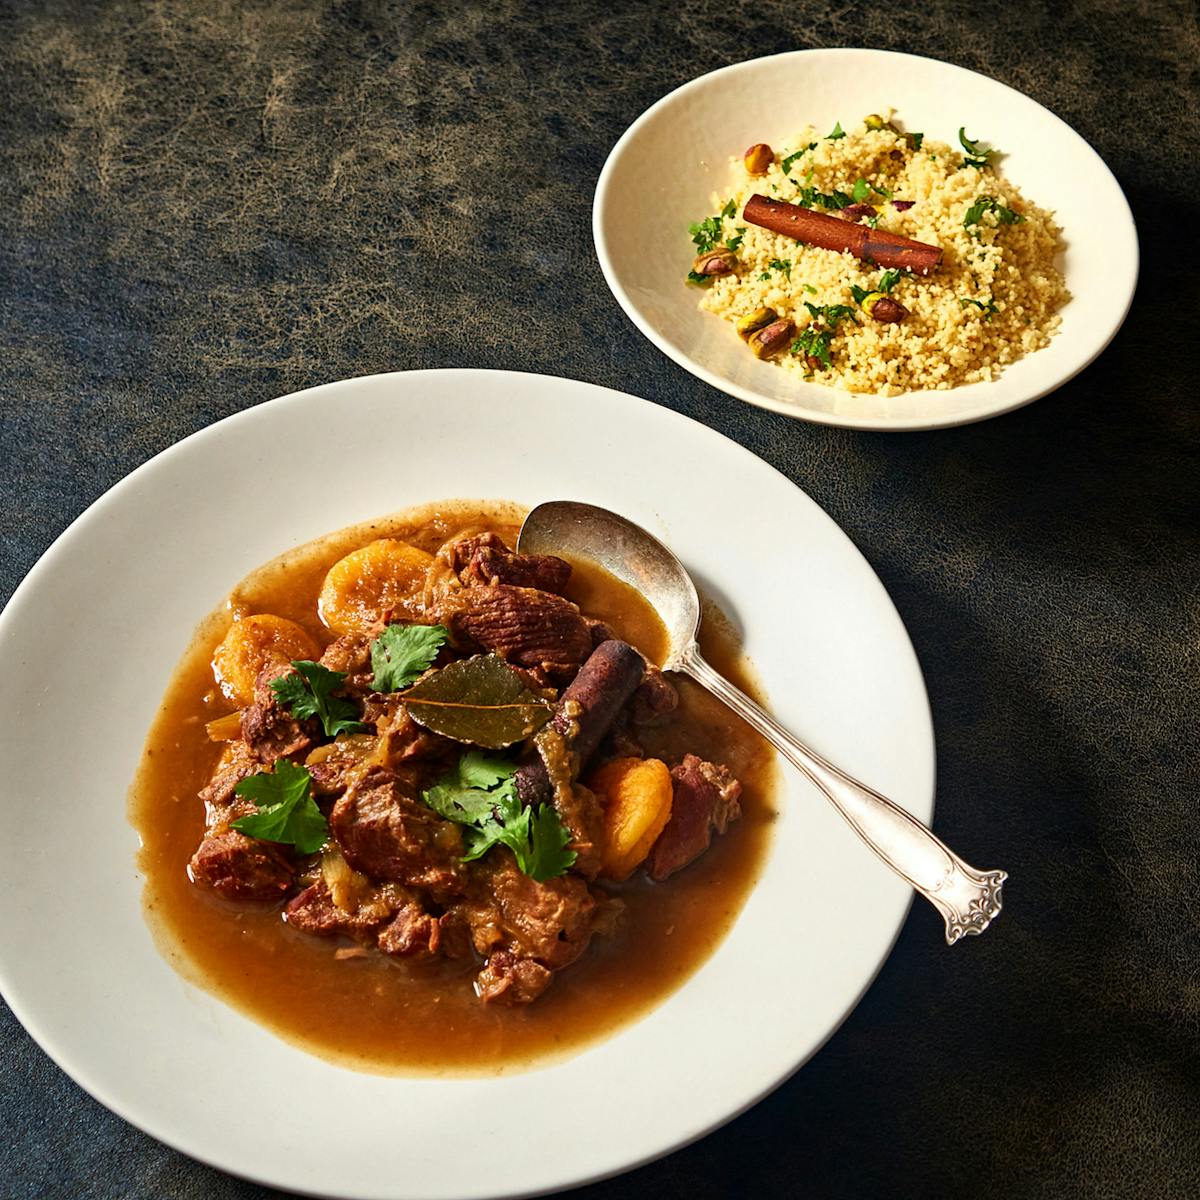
left=130, top=501, right=777, bottom=1075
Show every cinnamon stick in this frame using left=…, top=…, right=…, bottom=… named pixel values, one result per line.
left=743, top=194, right=943, bottom=276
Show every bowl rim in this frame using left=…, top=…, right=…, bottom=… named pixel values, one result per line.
left=592, top=46, right=1139, bottom=432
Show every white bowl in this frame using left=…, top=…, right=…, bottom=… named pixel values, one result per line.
left=594, top=48, right=1138, bottom=431
left=0, top=370, right=935, bottom=1198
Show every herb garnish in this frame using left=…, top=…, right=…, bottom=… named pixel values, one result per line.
left=792, top=301, right=858, bottom=370
left=370, top=623, right=448, bottom=692
left=232, top=760, right=328, bottom=854
left=826, top=121, right=846, bottom=140
left=423, top=751, right=576, bottom=881
left=768, top=258, right=792, bottom=280
left=796, top=185, right=852, bottom=210
left=960, top=297, right=1000, bottom=320
left=781, top=142, right=817, bottom=174
left=792, top=327, right=835, bottom=369
left=686, top=270, right=713, bottom=286
left=963, top=195, right=1024, bottom=230
left=726, top=226, right=747, bottom=251
left=850, top=268, right=905, bottom=305
left=272, top=661, right=366, bottom=738
left=909, top=132, right=925, bottom=151
left=803, top=283, right=818, bottom=295
left=851, top=177, right=872, bottom=203
left=804, top=302, right=858, bottom=329
left=688, top=215, right=723, bottom=254
left=958, top=127, right=994, bottom=170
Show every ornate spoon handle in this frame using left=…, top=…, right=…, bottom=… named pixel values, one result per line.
left=678, top=644, right=1006, bottom=944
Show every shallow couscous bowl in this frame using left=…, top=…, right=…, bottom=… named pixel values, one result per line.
left=594, top=48, right=1137, bottom=431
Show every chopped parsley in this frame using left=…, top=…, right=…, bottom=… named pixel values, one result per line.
left=792, top=327, right=834, bottom=369
left=271, top=661, right=366, bottom=738
left=767, top=258, right=792, bottom=280
left=370, top=623, right=447, bottom=692
left=686, top=269, right=713, bottom=286
left=423, top=751, right=576, bottom=881
left=231, top=760, right=328, bottom=854
left=687, top=200, right=739, bottom=271
left=688, top=214, right=724, bottom=254
left=726, top=226, right=747, bottom=251
left=909, top=132, right=925, bottom=150
left=796, top=185, right=852, bottom=210
left=781, top=142, right=817, bottom=174
left=850, top=269, right=906, bottom=306
left=960, top=296, right=1000, bottom=320
left=803, top=283, right=818, bottom=295
left=826, top=121, right=846, bottom=140
left=958, top=127, right=994, bottom=169
left=851, top=177, right=871, bottom=203
left=804, top=302, right=858, bottom=330
left=964, top=195, right=1024, bottom=230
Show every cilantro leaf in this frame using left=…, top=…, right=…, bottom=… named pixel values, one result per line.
left=726, top=227, right=746, bottom=251
left=271, top=661, right=366, bottom=738
left=850, top=283, right=869, bottom=305
left=422, top=751, right=576, bottom=880
left=826, top=121, right=845, bottom=140
left=424, top=751, right=517, bottom=825
left=963, top=195, right=1024, bottom=230
left=851, top=177, right=871, bottom=203
left=958, top=126, right=994, bottom=169
left=458, top=748, right=516, bottom=790
left=370, top=623, right=448, bottom=692
left=797, top=185, right=852, bottom=210
left=767, top=258, right=791, bottom=280
left=231, top=760, right=328, bottom=854
left=522, top=805, right=577, bottom=881
left=804, top=302, right=858, bottom=330
left=792, top=327, right=834, bottom=369
left=876, top=268, right=904, bottom=293
left=687, top=202, right=738, bottom=258
left=780, top=142, right=817, bottom=174
left=688, top=214, right=723, bottom=253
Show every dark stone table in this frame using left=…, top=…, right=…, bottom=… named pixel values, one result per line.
left=2, top=2, right=1196, bottom=1197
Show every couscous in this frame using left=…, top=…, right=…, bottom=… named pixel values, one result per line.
left=686, top=114, right=1069, bottom=395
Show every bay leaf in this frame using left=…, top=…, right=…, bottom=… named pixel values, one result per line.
left=403, top=653, right=552, bottom=749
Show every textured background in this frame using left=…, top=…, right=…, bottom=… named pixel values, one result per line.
left=2, top=1, right=1198, bottom=1197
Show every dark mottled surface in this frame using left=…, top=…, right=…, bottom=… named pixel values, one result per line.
left=2, top=1, right=1198, bottom=1197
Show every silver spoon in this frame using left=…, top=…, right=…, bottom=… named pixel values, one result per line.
left=518, top=500, right=1006, bottom=944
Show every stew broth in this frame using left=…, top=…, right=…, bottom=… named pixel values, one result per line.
left=131, top=501, right=776, bottom=1074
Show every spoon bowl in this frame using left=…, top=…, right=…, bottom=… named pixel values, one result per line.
left=520, top=500, right=1007, bottom=944
left=517, top=500, right=700, bottom=669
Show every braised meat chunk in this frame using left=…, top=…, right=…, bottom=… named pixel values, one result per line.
left=330, top=769, right=466, bottom=898
left=646, top=755, right=743, bottom=881
left=439, top=583, right=592, bottom=674
left=189, top=830, right=294, bottom=901
left=451, top=532, right=573, bottom=595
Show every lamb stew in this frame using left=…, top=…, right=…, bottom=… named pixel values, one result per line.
left=132, top=501, right=775, bottom=1073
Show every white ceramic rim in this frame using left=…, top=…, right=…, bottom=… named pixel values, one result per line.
left=0, top=369, right=935, bottom=1198
left=593, top=47, right=1139, bottom=431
